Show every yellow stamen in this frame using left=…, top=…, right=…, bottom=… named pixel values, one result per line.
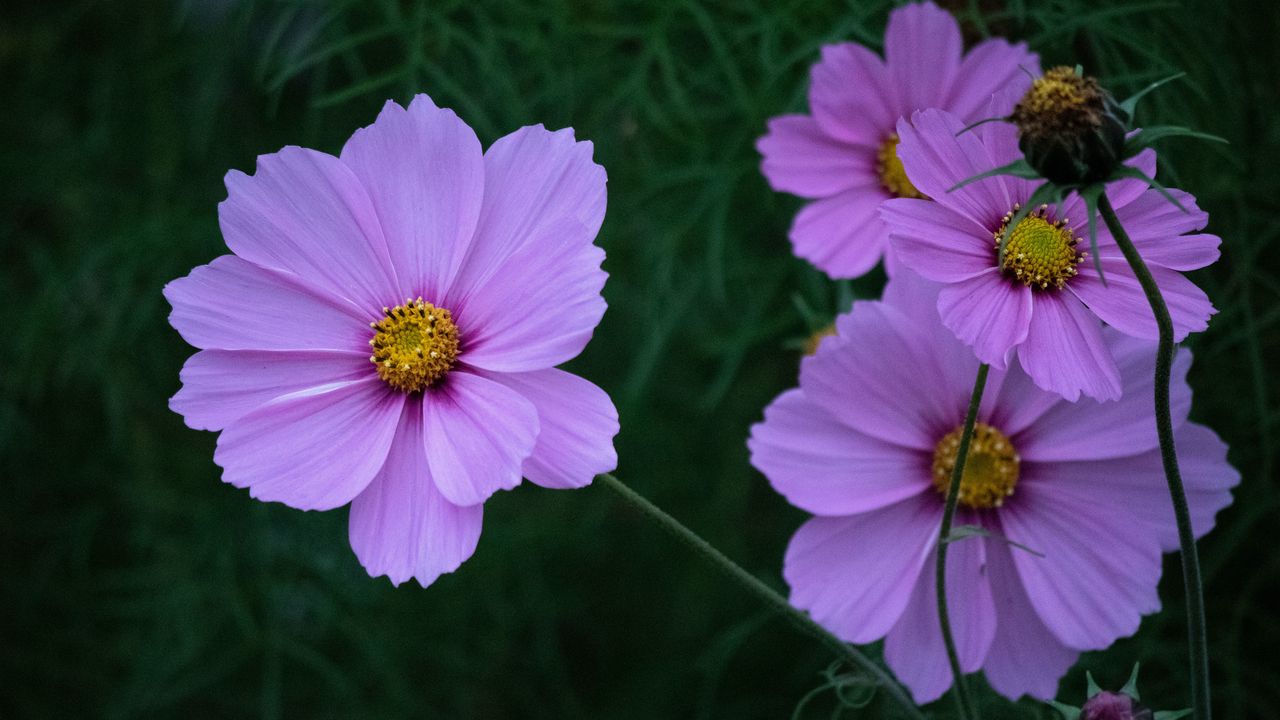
left=369, top=298, right=459, bottom=392
left=802, top=323, right=838, bottom=356
left=877, top=134, right=927, bottom=200
left=931, top=422, right=1020, bottom=510
left=996, top=204, right=1084, bottom=290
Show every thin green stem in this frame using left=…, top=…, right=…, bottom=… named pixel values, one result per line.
left=1098, top=194, right=1209, bottom=720
left=936, top=363, right=989, bottom=720
left=595, top=473, right=926, bottom=720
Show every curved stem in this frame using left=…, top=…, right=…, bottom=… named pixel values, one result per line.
left=936, top=363, right=989, bottom=720
left=595, top=473, right=926, bottom=720
left=1098, top=194, right=1209, bottom=719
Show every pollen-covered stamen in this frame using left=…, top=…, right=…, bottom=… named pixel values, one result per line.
left=995, top=204, right=1085, bottom=290
left=931, top=422, right=1020, bottom=510
left=876, top=134, right=927, bottom=200
left=369, top=298, right=460, bottom=393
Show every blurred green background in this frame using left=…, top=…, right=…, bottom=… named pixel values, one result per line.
left=2, top=0, right=1277, bottom=717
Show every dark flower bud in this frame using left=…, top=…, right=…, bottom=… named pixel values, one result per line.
left=1011, top=66, right=1128, bottom=184
left=1080, top=691, right=1154, bottom=720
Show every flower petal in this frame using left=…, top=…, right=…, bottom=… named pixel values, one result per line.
left=219, top=146, right=398, bottom=312
left=937, top=269, right=1032, bottom=369
left=456, top=216, right=607, bottom=372
left=214, top=378, right=404, bottom=510
left=980, top=541, right=1078, bottom=701
left=883, top=198, right=995, bottom=282
left=1001, top=479, right=1163, bottom=649
left=164, top=255, right=369, bottom=352
left=1017, top=331, right=1191, bottom=461
left=757, top=115, right=872, bottom=198
left=1070, top=258, right=1215, bottom=341
left=1025, top=422, right=1237, bottom=551
left=883, top=1, right=962, bottom=113
left=750, top=389, right=931, bottom=516
left=884, top=527, right=996, bottom=704
left=422, top=371, right=539, bottom=506
left=449, top=124, right=606, bottom=306
left=339, top=94, right=484, bottom=301
left=1015, top=291, right=1121, bottom=402
left=487, top=369, right=619, bottom=489
left=809, top=42, right=898, bottom=146
left=944, top=38, right=1038, bottom=121
left=790, top=185, right=890, bottom=279
left=784, top=494, right=938, bottom=644
left=896, top=110, right=1012, bottom=228
left=349, top=398, right=483, bottom=587
left=171, top=349, right=371, bottom=431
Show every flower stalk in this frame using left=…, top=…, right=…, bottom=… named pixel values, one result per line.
left=936, top=363, right=990, bottom=720
left=1097, top=194, right=1210, bottom=720
left=595, top=473, right=927, bottom=720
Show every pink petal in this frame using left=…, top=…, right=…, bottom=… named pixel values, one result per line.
left=803, top=302, right=965, bottom=450
left=980, top=541, right=1078, bottom=700
left=214, top=378, right=404, bottom=511
left=943, top=38, right=1038, bottom=121
left=937, top=269, right=1032, bottom=369
left=219, top=146, right=398, bottom=312
left=1001, top=482, right=1163, bottom=649
left=757, top=114, right=873, bottom=198
left=422, top=371, right=539, bottom=506
left=882, top=198, right=995, bottom=282
left=896, top=110, right=1013, bottom=228
left=1093, top=189, right=1218, bottom=271
left=1070, top=258, right=1215, bottom=341
left=171, top=349, right=371, bottom=431
left=790, top=185, right=890, bottom=279
left=884, top=529, right=997, bottom=704
left=749, top=389, right=931, bottom=516
left=164, top=255, right=369, bottom=352
left=449, top=124, right=606, bottom=305
left=487, top=369, right=619, bottom=490
left=1017, top=331, right=1192, bottom=461
left=983, top=360, right=1064, bottom=437
left=809, top=42, right=899, bottom=146
left=1015, top=292, right=1121, bottom=402
left=339, top=94, right=484, bottom=301
left=1023, top=422, right=1238, bottom=551
left=456, top=216, right=607, bottom=372
left=784, top=494, right=938, bottom=644
left=884, top=1, right=962, bottom=113
left=349, top=398, right=483, bottom=587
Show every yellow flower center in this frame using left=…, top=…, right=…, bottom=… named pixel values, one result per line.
left=1016, top=66, right=1093, bottom=121
left=877, top=134, right=927, bottom=199
left=931, top=422, right=1020, bottom=510
left=996, top=204, right=1084, bottom=290
left=369, top=298, right=459, bottom=392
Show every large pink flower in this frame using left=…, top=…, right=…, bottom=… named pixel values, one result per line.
left=166, top=94, right=619, bottom=587
left=747, top=271, right=1236, bottom=704
left=884, top=108, right=1219, bottom=401
left=756, top=1, right=1038, bottom=279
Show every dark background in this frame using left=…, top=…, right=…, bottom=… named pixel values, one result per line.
left=2, top=0, right=1277, bottom=717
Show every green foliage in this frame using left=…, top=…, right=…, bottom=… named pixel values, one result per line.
left=1, top=0, right=1277, bottom=717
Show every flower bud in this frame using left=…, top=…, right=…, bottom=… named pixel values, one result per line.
left=1080, top=691, right=1154, bottom=720
left=1011, top=66, right=1127, bottom=184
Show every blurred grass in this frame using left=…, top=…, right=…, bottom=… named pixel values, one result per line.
left=1, top=0, right=1277, bottom=717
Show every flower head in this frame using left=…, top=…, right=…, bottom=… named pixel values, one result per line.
left=1012, top=66, right=1128, bottom=184
left=165, top=94, right=620, bottom=587
left=747, top=271, right=1237, bottom=703
left=883, top=107, right=1219, bottom=400
left=756, top=1, right=1038, bottom=279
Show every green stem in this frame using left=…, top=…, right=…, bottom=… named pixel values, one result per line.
left=595, top=473, right=926, bottom=720
left=1097, top=194, right=1209, bottom=719
left=936, top=363, right=990, bottom=720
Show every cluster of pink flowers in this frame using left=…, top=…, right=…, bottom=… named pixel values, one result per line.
left=164, top=0, right=1235, bottom=712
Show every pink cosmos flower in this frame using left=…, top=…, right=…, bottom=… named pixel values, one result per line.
left=166, top=94, right=619, bottom=587
left=756, top=1, right=1038, bottom=279
left=884, top=107, right=1219, bottom=401
left=747, top=271, right=1237, bottom=703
